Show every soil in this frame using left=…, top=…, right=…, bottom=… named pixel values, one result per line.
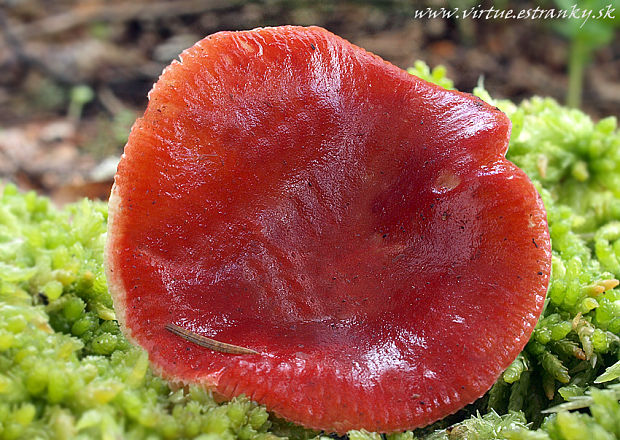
left=0, top=0, right=618, bottom=204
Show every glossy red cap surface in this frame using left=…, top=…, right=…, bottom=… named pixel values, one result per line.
left=106, top=26, right=551, bottom=433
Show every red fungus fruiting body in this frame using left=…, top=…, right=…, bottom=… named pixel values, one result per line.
left=105, top=26, right=551, bottom=433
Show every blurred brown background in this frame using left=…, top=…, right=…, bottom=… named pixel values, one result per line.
left=0, top=0, right=618, bottom=205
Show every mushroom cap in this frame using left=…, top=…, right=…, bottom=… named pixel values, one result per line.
left=105, top=26, right=551, bottom=433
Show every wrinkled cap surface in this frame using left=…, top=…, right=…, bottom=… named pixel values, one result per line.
left=105, top=26, right=551, bottom=433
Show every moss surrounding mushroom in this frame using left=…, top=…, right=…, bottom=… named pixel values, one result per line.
left=0, top=63, right=618, bottom=439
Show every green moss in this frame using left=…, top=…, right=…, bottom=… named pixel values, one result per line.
left=0, top=63, right=619, bottom=439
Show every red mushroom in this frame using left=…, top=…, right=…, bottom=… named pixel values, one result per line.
left=105, top=26, right=551, bottom=433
